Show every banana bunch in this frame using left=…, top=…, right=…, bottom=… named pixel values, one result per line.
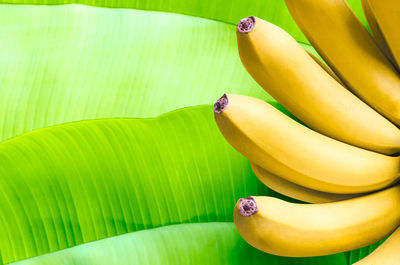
left=214, top=0, right=400, bottom=262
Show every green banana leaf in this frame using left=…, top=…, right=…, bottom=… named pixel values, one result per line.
left=0, top=4, right=267, bottom=142
left=0, top=1, right=366, bottom=143
left=12, top=223, right=346, bottom=265
left=0, top=105, right=346, bottom=264
left=0, top=0, right=367, bottom=44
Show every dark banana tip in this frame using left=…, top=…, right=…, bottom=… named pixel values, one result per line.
left=214, top=94, right=229, bottom=114
left=238, top=196, right=258, bottom=216
left=237, top=16, right=255, bottom=33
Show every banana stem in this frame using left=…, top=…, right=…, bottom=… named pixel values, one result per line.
left=214, top=94, right=229, bottom=113
left=238, top=196, right=258, bottom=216
left=237, top=16, right=255, bottom=33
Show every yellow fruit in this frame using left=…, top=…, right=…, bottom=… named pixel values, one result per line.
left=214, top=94, right=400, bottom=194
left=285, top=0, right=400, bottom=125
left=251, top=163, right=358, bottom=203
left=234, top=185, right=400, bottom=257
left=360, top=0, right=397, bottom=67
left=236, top=16, right=400, bottom=154
left=306, top=51, right=345, bottom=86
left=365, top=0, right=400, bottom=72
left=353, top=226, right=400, bottom=264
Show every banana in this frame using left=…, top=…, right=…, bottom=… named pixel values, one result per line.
left=353, top=226, right=400, bottom=264
left=214, top=94, right=400, bottom=194
left=237, top=16, right=400, bottom=155
left=365, top=0, right=400, bottom=73
left=285, top=0, right=400, bottom=126
left=306, top=51, right=344, bottom=86
left=250, top=163, right=358, bottom=203
left=360, top=0, right=398, bottom=68
left=233, top=185, right=400, bottom=257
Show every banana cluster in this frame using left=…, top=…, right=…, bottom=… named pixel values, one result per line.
left=214, top=0, right=400, bottom=262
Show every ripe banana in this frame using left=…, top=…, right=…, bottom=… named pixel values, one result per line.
left=250, top=163, right=358, bottom=203
left=360, top=0, right=397, bottom=68
left=285, top=0, right=400, bottom=126
left=306, top=50, right=344, bottom=86
left=214, top=94, right=400, bottom=194
left=353, top=226, right=400, bottom=264
left=233, top=185, right=400, bottom=257
left=365, top=0, right=400, bottom=72
left=236, top=16, right=400, bottom=155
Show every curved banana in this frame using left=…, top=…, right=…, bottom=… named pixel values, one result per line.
left=353, top=226, right=400, bottom=264
left=214, top=94, right=400, bottom=194
left=306, top=51, right=344, bottom=86
left=237, top=16, right=400, bottom=155
left=285, top=0, right=400, bottom=126
left=251, top=163, right=358, bottom=203
left=234, top=185, right=400, bottom=257
left=365, top=0, right=400, bottom=72
left=360, top=0, right=397, bottom=68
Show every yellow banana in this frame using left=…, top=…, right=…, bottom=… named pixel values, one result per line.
left=285, top=0, right=400, bottom=126
left=250, top=163, right=358, bottom=203
left=360, top=0, right=398, bottom=68
left=236, top=16, right=400, bottom=155
left=365, top=0, right=400, bottom=72
left=214, top=94, right=400, bottom=194
left=233, top=185, right=400, bottom=257
left=306, top=50, right=344, bottom=86
left=353, top=226, right=400, bottom=264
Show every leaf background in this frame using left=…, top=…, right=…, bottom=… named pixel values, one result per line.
left=1, top=106, right=345, bottom=264
left=12, top=223, right=346, bottom=265
left=0, top=0, right=376, bottom=264
left=0, top=1, right=366, bottom=142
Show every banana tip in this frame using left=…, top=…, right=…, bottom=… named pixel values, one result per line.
left=237, top=16, right=255, bottom=33
left=238, top=196, right=258, bottom=216
left=214, top=94, right=229, bottom=114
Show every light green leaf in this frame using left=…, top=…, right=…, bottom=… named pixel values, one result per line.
left=0, top=0, right=367, bottom=45
left=0, top=3, right=359, bottom=143
left=11, top=223, right=347, bottom=265
left=0, top=105, right=346, bottom=264
left=0, top=4, right=272, bottom=142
